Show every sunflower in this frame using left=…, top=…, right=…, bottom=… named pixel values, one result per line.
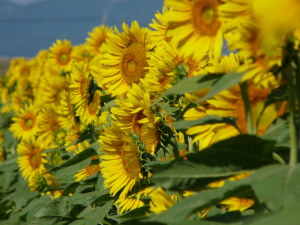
left=38, top=106, right=61, bottom=148
left=1, top=87, right=9, bottom=104
left=86, top=25, right=114, bottom=56
left=69, top=62, right=91, bottom=114
left=184, top=54, right=286, bottom=149
left=218, top=0, right=299, bottom=86
left=17, top=138, right=47, bottom=180
left=9, top=104, right=39, bottom=141
left=110, top=84, right=160, bottom=153
left=64, top=129, right=80, bottom=152
left=11, top=91, right=27, bottom=113
left=116, top=187, right=155, bottom=214
left=99, top=21, right=154, bottom=97
left=72, top=44, right=93, bottom=64
left=220, top=197, right=254, bottom=212
left=48, top=39, right=73, bottom=72
left=100, top=124, right=146, bottom=199
left=80, top=90, right=103, bottom=125
left=14, top=58, right=31, bottom=79
left=149, top=187, right=175, bottom=214
left=90, top=54, right=107, bottom=90
left=164, top=0, right=223, bottom=62
left=40, top=74, right=71, bottom=107
left=57, top=90, right=77, bottom=132
left=141, top=40, right=208, bottom=94
left=149, top=6, right=173, bottom=44
left=74, top=141, right=101, bottom=182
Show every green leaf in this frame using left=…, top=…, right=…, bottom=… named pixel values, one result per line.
left=162, top=74, right=223, bottom=97
left=88, top=200, right=114, bottom=225
left=0, top=154, right=18, bottom=172
left=172, top=115, right=238, bottom=132
left=195, top=70, right=246, bottom=103
left=61, top=182, right=80, bottom=196
left=157, top=103, right=180, bottom=116
left=261, top=117, right=289, bottom=144
left=50, top=148, right=98, bottom=172
left=100, top=100, right=116, bottom=115
left=264, top=83, right=288, bottom=108
left=100, top=94, right=116, bottom=103
left=151, top=135, right=277, bottom=191
left=65, top=132, right=91, bottom=148
left=69, top=190, right=110, bottom=206
left=43, top=148, right=59, bottom=154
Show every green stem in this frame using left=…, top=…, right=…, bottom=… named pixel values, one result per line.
left=89, top=124, right=98, bottom=143
left=288, top=84, right=298, bottom=165
left=240, top=82, right=255, bottom=135
left=173, top=138, right=181, bottom=160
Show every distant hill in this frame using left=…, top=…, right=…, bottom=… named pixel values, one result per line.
left=0, top=0, right=163, bottom=57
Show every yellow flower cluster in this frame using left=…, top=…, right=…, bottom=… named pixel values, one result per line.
left=0, top=0, right=299, bottom=217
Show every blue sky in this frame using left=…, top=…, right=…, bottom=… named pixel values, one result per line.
left=0, top=0, right=163, bottom=57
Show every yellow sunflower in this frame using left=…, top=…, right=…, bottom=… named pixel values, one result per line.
left=184, top=54, right=286, bottom=149
left=149, top=6, right=173, bottom=44
left=11, top=91, right=28, bottom=113
left=100, top=124, right=145, bottom=199
left=17, top=138, right=47, bottom=180
left=149, top=187, right=175, bottom=214
left=85, top=25, right=114, bottom=56
left=9, top=104, right=39, bottom=141
left=74, top=141, right=101, bottom=182
left=164, top=0, right=223, bottom=62
left=40, top=74, right=71, bottom=107
left=141, top=40, right=208, bottom=94
left=57, top=90, right=77, bottom=132
left=90, top=54, right=107, bottom=90
left=220, top=197, right=254, bottom=212
left=1, top=87, right=9, bottom=104
left=38, top=106, right=62, bottom=148
left=116, top=187, right=155, bottom=214
left=69, top=62, right=91, bottom=114
left=72, top=44, right=93, bottom=64
left=64, top=129, right=80, bottom=152
left=48, top=39, right=73, bottom=72
left=99, top=21, right=154, bottom=97
left=80, top=90, right=103, bottom=125
left=111, top=84, right=160, bottom=153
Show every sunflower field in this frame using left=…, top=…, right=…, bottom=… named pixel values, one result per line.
left=1, top=0, right=300, bottom=224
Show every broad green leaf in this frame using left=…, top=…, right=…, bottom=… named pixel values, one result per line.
left=264, top=83, right=288, bottom=109
left=163, top=74, right=223, bottom=97
left=100, top=100, right=116, bottom=114
left=50, top=148, right=98, bottom=172
left=151, top=135, right=276, bottom=191
left=69, top=190, right=110, bottom=206
left=65, top=133, right=91, bottom=148
left=0, top=154, right=18, bottom=172
left=172, top=115, right=238, bottom=132
left=88, top=200, right=114, bottom=225
left=157, top=103, right=180, bottom=116
left=43, top=148, right=59, bottom=154
left=61, top=182, right=80, bottom=196
left=261, top=117, right=289, bottom=144
left=195, top=70, right=246, bottom=103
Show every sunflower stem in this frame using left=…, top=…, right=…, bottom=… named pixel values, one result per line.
left=239, top=82, right=255, bottom=135
left=288, top=82, right=298, bottom=165
left=89, top=124, right=98, bottom=143
left=173, top=138, right=181, bottom=160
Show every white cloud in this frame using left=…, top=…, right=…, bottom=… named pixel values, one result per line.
left=5, top=0, right=48, bottom=5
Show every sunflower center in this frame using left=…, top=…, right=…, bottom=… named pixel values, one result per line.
left=25, top=118, right=33, bottom=127
left=86, top=156, right=100, bottom=175
left=88, top=96, right=99, bottom=114
left=121, top=42, right=148, bottom=85
left=50, top=119, right=60, bottom=132
left=202, top=6, right=215, bottom=25
left=28, top=150, right=41, bottom=170
left=23, top=69, right=29, bottom=76
left=59, top=53, right=69, bottom=64
left=193, top=0, right=221, bottom=36
left=131, top=111, right=145, bottom=135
